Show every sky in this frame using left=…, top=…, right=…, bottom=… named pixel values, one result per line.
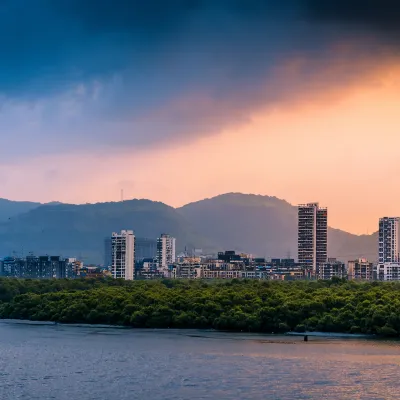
left=1, top=0, right=400, bottom=234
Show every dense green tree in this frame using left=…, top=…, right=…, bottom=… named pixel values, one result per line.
left=0, top=278, right=399, bottom=337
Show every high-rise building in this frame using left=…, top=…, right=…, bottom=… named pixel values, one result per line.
left=157, top=234, right=176, bottom=269
left=378, top=217, right=400, bottom=264
left=298, top=203, right=327, bottom=272
left=111, top=230, right=135, bottom=280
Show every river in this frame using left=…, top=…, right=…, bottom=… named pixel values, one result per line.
left=0, top=322, right=399, bottom=399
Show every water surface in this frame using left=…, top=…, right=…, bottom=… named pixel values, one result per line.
left=0, top=322, right=399, bottom=399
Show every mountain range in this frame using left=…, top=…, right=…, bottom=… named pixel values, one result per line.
left=0, top=194, right=377, bottom=263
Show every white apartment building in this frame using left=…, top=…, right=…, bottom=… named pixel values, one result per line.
left=111, top=230, right=135, bottom=280
left=157, top=234, right=176, bottom=269
left=375, top=262, right=400, bottom=281
left=379, top=217, right=400, bottom=264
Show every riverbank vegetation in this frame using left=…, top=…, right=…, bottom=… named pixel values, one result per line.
left=0, top=278, right=399, bottom=336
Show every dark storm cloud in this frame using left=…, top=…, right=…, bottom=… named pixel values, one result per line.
left=1, top=0, right=398, bottom=96
left=0, top=0, right=293, bottom=96
left=305, top=1, right=400, bottom=31
left=0, top=0, right=399, bottom=158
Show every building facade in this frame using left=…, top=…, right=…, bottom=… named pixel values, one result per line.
left=347, top=258, right=373, bottom=280
left=157, top=234, right=176, bottom=269
left=375, top=262, right=400, bottom=281
left=1, top=256, right=74, bottom=279
left=298, top=203, right=328, bottom=272
left=135, top=258, right=164, bottom=280
left=378, top=217, right=400, bottom=264
left=318, top=259, right=346, bottom=280
left=111, top=230, right=135, bottom=280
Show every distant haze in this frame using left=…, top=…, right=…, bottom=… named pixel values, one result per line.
left=0, top=193, right=377, bottom=263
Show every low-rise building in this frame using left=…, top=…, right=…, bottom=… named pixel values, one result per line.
left=201, top=269, right=242, bottom=279
left=135, top=258, right=164, bottom=280
left=169, top=263, right=201, bottom=279
left=0, top=256, right=76, bottom=279
left=318, top=258, right=347, bottom=280
left=347, top=258, right=373, bottom=280
left=375, top=263, right=400, bottom=281
left=79, top=266, right=105, bottom=278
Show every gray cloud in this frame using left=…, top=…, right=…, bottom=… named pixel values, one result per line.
left=0, top=0, right=398, bottom=159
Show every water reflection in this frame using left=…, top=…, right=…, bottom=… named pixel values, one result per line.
left=0, top=323, right=398, bottom=399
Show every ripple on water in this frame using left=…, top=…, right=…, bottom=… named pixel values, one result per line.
left=0, top=325, right=399, bottom=399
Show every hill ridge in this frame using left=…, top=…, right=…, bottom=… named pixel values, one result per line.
left=0, top=193, right=377, bottom=263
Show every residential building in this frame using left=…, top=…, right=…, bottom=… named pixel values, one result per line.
left=298, top=203, right=328, bottom=272
left=378, top=217, right=400, bottom=264
left=201, top=269, right=242, bottom=279
left=318, top=258, right=346, bottom=280
left=79, top=266, right=105, bottom=278
left=169, top=263, right=200, bottom=279
left=111, top=230, right=135, bottom=280
left=270, top=258, right=297, bottom=267
left=218, top=251, right=241, bottom=263
left=67, top=258, right=84, bottom=277
left=347, top=258, right=373, bottom=280
left=1, top=257, right=24, bottom=277
left=375, top=262, right=400, bottom=281
left=0, top=256, right=74, bottom=279
left=157, top=234, right=176, bottom=269
left=264, top=265, right=307, bottom=281
left=135, top=258, right=163, bottom=280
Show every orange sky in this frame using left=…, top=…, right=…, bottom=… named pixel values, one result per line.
left=3, top=58, right=400, bottom=235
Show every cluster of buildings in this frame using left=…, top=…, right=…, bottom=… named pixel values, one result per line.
left=107, top=203, right=400, bottom=282
left=165, top=254, right=307, bottom=281
left=106, top=231, right=309, bottom=281
left=1, top=204, right=399, bottom=282
left=297, top=203, right=400, bottom=282
left=106, top=231, right=176, bottom=280
left=0, top=256, right=82, bottom=279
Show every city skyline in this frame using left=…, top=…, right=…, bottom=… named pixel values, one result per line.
left=3, top=210, right=400, bottom=281
left=0, top=1, right=400, bottom=235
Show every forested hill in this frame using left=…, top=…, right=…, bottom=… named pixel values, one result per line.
left=0, top=199, right=41, bottom=222
left=0, top=200, right=215, bottom=262
left=0, top=193, right=377, bottom=263
left=178, top=193, right=377, bottom=261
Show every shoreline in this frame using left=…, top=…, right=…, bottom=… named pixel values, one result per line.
left=0, top=319, right=377, bottom=339
left=285, top=331, right=374, bottom=339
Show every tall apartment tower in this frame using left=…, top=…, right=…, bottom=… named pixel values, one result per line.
left=298, top=203, right=328, bottom=272
left=111, top=230, right=135, bottom=280
left=378, top=217, right=400, bottom=263
left=157, top=234, right=176, bottom=269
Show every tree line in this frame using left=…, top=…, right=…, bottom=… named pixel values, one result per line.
left=0, top=277, right=399, bottom=336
